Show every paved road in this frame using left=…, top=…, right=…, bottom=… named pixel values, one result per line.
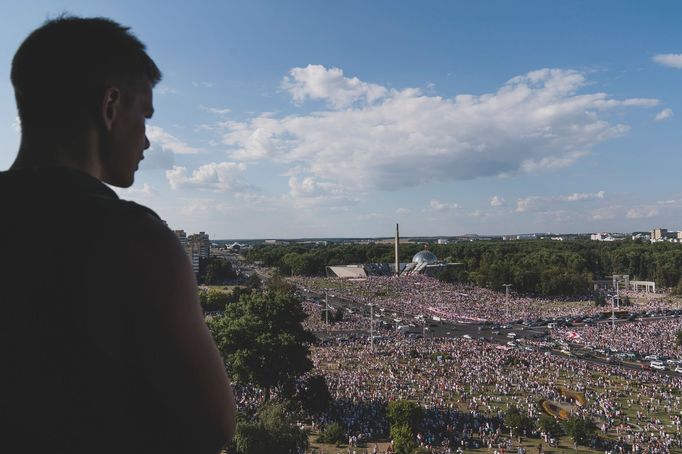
left=300, top=288, right=682, bottom=376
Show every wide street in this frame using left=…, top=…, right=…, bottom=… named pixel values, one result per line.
left=300, top=287, right=682, bottom=376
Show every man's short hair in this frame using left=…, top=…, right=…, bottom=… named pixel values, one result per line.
left=11, top=15, right=162, bottom=139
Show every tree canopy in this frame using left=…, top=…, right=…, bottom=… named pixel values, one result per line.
left=207, top=290, right=315, bottom=398
left=231, top=402, right=308, bottom=454
left=246, top=239, right=682, bottom=295
left=563, top=416, right=597, bottom=446
left=200, top=256, right=237, bottom=284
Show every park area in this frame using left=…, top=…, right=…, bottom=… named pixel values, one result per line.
left=208, top=273, right=682, bottom=453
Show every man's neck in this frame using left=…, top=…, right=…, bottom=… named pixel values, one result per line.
left=11, top=130, right=103, bottom=179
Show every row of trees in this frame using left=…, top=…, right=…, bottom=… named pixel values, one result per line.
left=246, top=239, right=682, bottom=295
left=205, top=273, right=331, bottom=453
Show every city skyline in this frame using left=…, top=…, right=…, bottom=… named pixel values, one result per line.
left=2, top=1, right=682, bottom=238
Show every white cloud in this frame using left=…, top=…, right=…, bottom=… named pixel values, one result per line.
left=656, top=199, right=678, bottom=205
left=288, top=176, right=358, bottom=207
left=655, top=108, right=673, bottom=121
left=653, top=53, right=682, bottom=69
left=114, top=183, right=158, bottom=199
left=626, top=207, right=659, bottom=219
left=396, top=207, right=411, bottom=215
left=429, top=199, right=459, bottom=211
left=139, top=147, right=175, bottom=170
left=192, top=81, right=214, bottom=88
left=224, top=66, right=657, bottom=192
left=180, top=198, right=233, bottom=217
left=281, top=64, right=388, bottom=109
left=166, top=162, right=249, bottom=192
left=564, top=190, right=605, bottom=202
left=590, top=206, right=619, bottom=221
left=147, top=125, right=200, bottom=154
left=490, top=195, right=506, bottom=207
left=156, top=84, right=178, bottom=95
left=200, top=105, right=231, bottom=115
left=11, top=116, right=20, bottom=133
left=516, top=191, right=606, bottom=212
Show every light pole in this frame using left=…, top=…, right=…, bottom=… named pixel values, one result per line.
left=616, top=280, right=620, bottom=309
left=369, top=302, right=374, bottom=350
left=503, top=284, right=512, bottom=321
left=612, top=294, right=616, bottom=330
left=325, top=291, right=329, bottom=327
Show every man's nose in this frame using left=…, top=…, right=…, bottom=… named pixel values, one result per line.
left=144, top=135, right=150, bottom=150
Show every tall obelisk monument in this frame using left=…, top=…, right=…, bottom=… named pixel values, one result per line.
left=395, top=223, right=400, bottom=276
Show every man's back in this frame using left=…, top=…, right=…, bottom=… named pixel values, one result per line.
left=0, top=167, right=188, bottom=452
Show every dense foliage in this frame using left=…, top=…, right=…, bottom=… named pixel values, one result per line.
left=246, top=239, right=682, bottom=295
left=386, top=400, right=424, bottom=435
left=207, top=289, right=315, bottom=399
left=504, top=406, right=535, bottom=436
left=563, top=416, right=597, bottom=446
left=315, top=422, right=345, bottom=445
left=537, top=415, right=563, bottom=437
left=198, top=256, right=238, bottom=284
left=231, top=402, right=309, bottom=454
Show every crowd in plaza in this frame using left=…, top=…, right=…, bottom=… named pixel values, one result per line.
left=223, top=275, right=682, bottom=452
left=302, top=301, right=369, bottom=333
left=555, top=318, right=682, bottom=358
left=308, top=333, right=682, bottom=453
left=294, top=275, right=678, bottom=325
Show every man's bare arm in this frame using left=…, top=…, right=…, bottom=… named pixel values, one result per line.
left=111, top=214, right=236, bottom=452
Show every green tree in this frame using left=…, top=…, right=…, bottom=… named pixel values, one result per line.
left=315, top=422, right=345, bottom=445
left=594, top=293, right=606, bottom=307
left=267, top=271, right=297, bottom=294
left=207, top=290, right=315, bottom=400
left=563, top=416, right=596, bottom=446
left=436, top=266, right=468, bottom=284
left=232, top=402, right=308, bottom=454
left=199, top=289, right=231, bottom=312
left=538, top=415, right=562, bottom=437
left=504, top=406, right=535, bottom=436
left=390, top=424, right=416, bottom=454
left=296, top=374, right=331, bottom=415
left=201, top=257, right=237, bottom=284
left=386, top=400, right=423, bottom=435
left=245, top=273, right=262, bottom=290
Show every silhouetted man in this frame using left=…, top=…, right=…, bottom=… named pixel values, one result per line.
left=0, top=16, right=236, bottom=453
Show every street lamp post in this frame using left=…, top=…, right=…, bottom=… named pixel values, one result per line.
left=325, top=291, right=329, bottom=327
left=368, top=302, right=374, bottom=351
left=503, top=284, right=512, bottom=321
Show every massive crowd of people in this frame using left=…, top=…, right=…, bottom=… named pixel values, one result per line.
left=308, top=333, right=682, bottom=453
left=293, top=275, right=678, bottom=325
left=228, top=274, right=682, bottom=452
left=555, top=318, right=682, bottom=358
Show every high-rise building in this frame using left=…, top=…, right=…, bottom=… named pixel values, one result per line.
left=174, top=230, right=187, bottom=246
left=188, top=232, right=210, bottom=260
left=173, top=230, right=209, bottom=275
left=651, top=228, right=669, bottom=241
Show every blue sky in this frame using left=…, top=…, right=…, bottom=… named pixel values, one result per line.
left=2, top=1, right=682, bottom=239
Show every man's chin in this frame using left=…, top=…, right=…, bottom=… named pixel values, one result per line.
left=103, top=174, right=135, bottom=189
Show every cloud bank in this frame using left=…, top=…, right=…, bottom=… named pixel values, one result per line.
left=653, top=53, right=682, bottom=69
left=223, top=65, right=657, bottom=192
left=166, top=162, right=249, bottom=192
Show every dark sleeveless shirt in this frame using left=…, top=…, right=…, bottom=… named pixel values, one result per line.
left=0, top=167, right=183, bottom=453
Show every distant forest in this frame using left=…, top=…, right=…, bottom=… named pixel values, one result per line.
left=245, top=239, right=682, bottom=296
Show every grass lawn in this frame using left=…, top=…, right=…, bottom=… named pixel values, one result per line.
left=204, top=285, right=240, bottom=294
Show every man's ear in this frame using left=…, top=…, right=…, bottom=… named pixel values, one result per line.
left=101, top=87, right=121, bottom=132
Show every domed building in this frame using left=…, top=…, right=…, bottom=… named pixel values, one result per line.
left=325, top=224, right=460, bottom=278
left=412, top=250, right=438, bottom=265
